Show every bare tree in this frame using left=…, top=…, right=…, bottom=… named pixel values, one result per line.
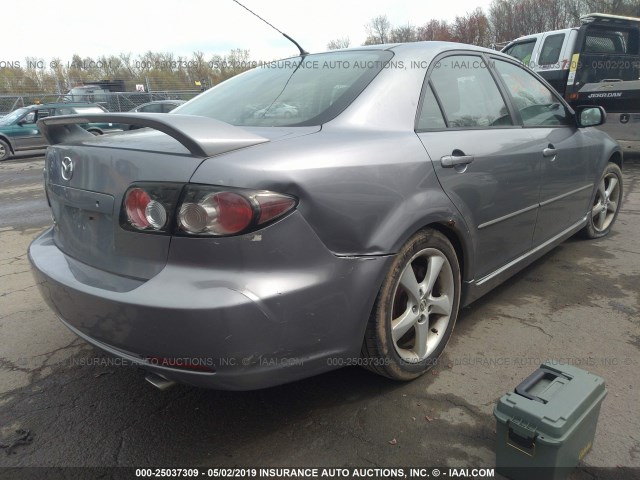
left=489, top=0, right=518, bottom=43
left=390, top=24, right=417, bottom=43
left=452, top=8, right=492, bottom=46
left=364, top=15, right=392, bottom=45
left=327, top=37, right=351, bottom=50
left=417, top=20, right=454, bottom=42
left=585, top=0, right=640, bottom=16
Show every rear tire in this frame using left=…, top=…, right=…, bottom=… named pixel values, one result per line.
left=361, top=229, right=461, bottom=381
left=581, top=163, right=623, bottom=239
left=0, top=139, right=11, bottom=161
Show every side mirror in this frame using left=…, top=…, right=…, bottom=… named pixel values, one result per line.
left=576, top=106, right=606, bottom=127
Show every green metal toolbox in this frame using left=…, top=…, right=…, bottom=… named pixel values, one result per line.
left=494, top=361, right=607, bottom=480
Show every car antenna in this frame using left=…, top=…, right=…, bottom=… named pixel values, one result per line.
left=231, top=0, right=309, bottom=56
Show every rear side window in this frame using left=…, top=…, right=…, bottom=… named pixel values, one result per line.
left=539, top=34, right=565, bottom=66
left=503, top=40, right=536, bottom=65
left=494, top=60, right=570, bottom=127
left=429, top=55, right=513, bottom=128
left=416, top=85, right=446, bottom=130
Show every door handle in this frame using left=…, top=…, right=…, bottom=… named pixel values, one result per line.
left=440, top=155, right=474, bottom=168
left=542, top=147, right=557, bottom=157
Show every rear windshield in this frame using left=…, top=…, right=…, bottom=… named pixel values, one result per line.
left=583, top=28, right=637, bottom=54
left=176, top=50, right=393, bottom=127
left=576, top=25, right=640, bottom=84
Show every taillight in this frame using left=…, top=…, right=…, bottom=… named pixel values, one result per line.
left=120, top=183, right=183, bottom=233
left=120, top=183, right=297, bottom=237
left=255, top=193, right=297, bottom=225
left=177, top=185, right=297, bottom=236
left=124, top=188, right=152, bottom=229
left=179, top=192, right=253, bottom=235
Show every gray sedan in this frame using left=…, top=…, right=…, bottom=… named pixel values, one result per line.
left=29, top=42, right=622, bottom=390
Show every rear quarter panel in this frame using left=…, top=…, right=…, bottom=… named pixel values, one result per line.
left=190, top=129, right=473, bottom=278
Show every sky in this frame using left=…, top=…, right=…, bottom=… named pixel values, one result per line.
left=4, top=0, right=494, bottom=64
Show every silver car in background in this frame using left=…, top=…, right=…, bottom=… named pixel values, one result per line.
left=29, top=42, right=622, bottom=390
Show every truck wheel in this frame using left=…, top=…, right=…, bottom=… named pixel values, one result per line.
left=0, top=140, right=11, bottom=161
left=361, top=229, right=461, bottom=381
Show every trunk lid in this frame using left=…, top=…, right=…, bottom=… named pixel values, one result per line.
left=40, top=114, right=271, bottom=279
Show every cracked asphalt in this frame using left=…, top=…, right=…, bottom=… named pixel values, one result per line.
left=0, top=153, right=638, bottom=474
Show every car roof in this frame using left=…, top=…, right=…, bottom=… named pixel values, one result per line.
left=394, top=41, right=523, bottom=65
left=389, top=40, right=493, bottom=53
left=503, top=28, right=577, bottom=45
left=319, top=41, right=514, bottom=63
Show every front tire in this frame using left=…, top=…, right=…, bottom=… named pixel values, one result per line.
left=0, top=139, right=11, bottom=161
left=362, top=229, right=461, bottom=381
left=582, top=163, right=623, bottom=239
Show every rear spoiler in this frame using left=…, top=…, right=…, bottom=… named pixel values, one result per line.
left=37, top=113, right=269, bottom=157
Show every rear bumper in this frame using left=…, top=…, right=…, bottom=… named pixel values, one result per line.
left=29, top=216, right=391, bottom=390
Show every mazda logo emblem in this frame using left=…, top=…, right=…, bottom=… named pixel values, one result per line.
left=61, top=157, right=74, bottom=181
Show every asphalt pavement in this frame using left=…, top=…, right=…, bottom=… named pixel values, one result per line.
left=0, top=153, right=638, bottom=477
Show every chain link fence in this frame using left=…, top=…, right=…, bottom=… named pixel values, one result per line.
left=0, top=90, right=201, bottom=115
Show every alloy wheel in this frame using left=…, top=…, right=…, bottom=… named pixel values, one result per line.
left=390, top=248, right=455, bottom=363
left=592, top=172, right=621, bottom=232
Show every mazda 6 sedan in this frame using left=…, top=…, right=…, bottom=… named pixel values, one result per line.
left=29, top=42, right=623, bottom=390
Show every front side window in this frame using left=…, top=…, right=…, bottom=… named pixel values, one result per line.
left=429, top=55, right=512, bottom=128
left=539, top=34, right=565, bottom=66
left=176, top=50, right=393, bottom=127
left=23, top=112, right=36, bottom=124
left=503, top=40, right=536, bottom=66
left=494, top=60, right=570, bottom=127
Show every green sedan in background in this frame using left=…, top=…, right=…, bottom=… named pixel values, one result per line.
left=0, top=103, right=123, bottom=160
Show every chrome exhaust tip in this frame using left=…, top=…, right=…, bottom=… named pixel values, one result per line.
left=145, top=372, right=176, bottom=390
